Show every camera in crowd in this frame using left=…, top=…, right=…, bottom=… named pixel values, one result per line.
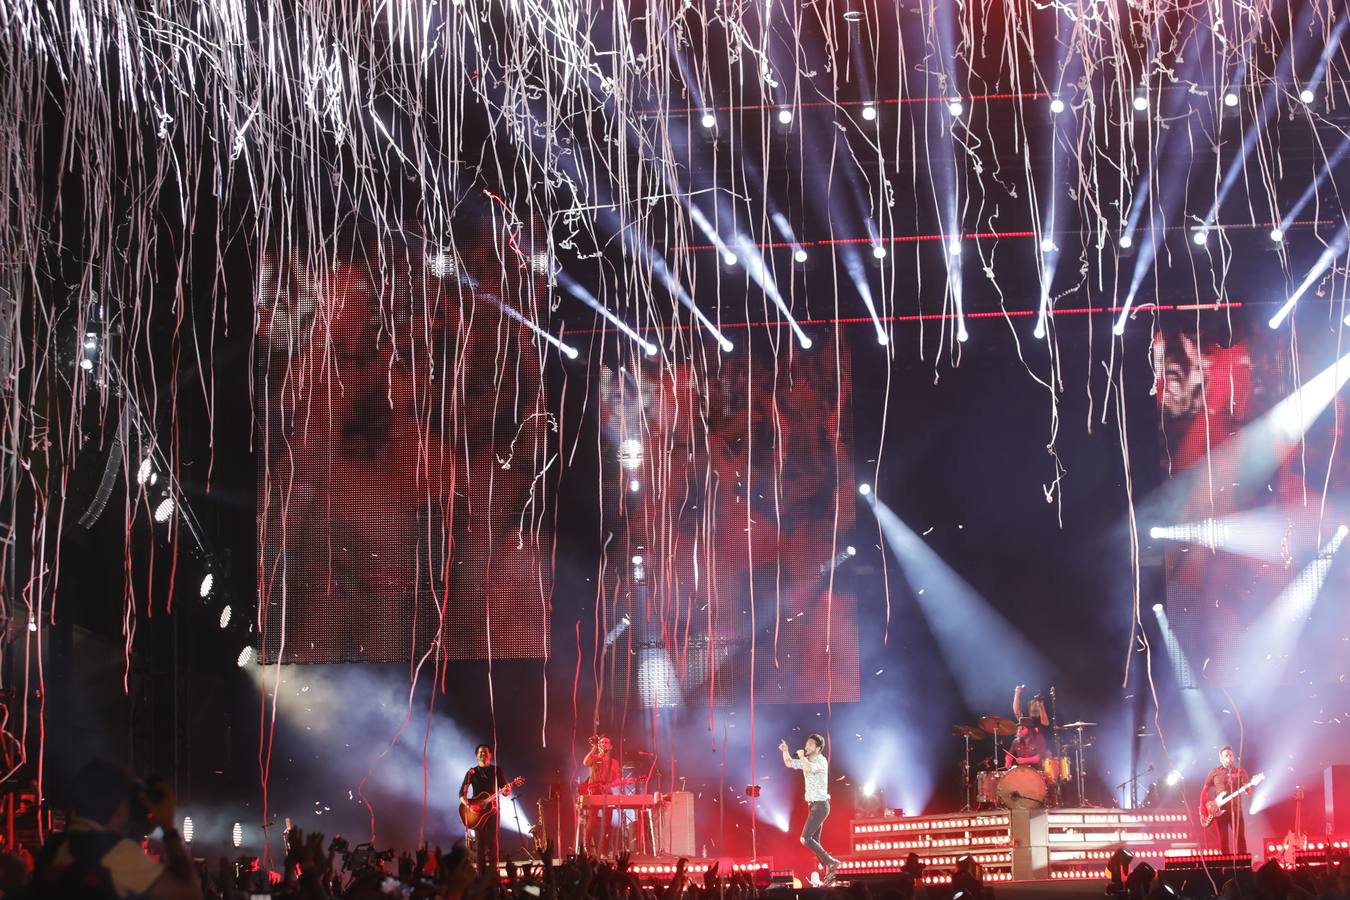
left=328, top=836, right=394, bottom=873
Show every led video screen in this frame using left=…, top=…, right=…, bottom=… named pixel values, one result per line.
left=1155, top=317, right=1350, bottom=688
left=255, top=230, right=553, bottom=664
left=602, top=342, right=860, bottom=706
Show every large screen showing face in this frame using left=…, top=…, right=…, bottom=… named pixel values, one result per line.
left=602, top=342, right=860, bottom=707
left=255, top=229, right=553, bottom=663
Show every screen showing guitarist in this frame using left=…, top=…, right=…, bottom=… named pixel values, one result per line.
left=461, top=743, right=512, bottom=872
left=580, top=734, right=621, bottom=856
left=1199, top=746, right=1252, bottom=854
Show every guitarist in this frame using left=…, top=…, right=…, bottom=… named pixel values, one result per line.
left=1199, top=746, right=1251, bottom=854
left=461, top=743, right=512, bottom=872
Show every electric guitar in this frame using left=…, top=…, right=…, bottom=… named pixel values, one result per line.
left=1200, top=772, right=1264, bottom=827
left=1282, top=786, right=1307, bottom=868
left=460, top=776, right=524, bottom=829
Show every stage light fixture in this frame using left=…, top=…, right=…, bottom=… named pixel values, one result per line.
left=1040, top=238, right=1056, bottom=253
left=619, top=438, right=644, bottom=470
left=957, top=324, right=969, bottom=342
left=1149, top=526, right=1162, bottom=538
left=1166, top=770, right=1183, bottom=787
left=153, top=497, right=175, bottom=523
left=793, top=248, right=808, bottom=263
left=720, top=338, right=734, bottom=352
left=1050, top=97, right=1065, bottom=114
left=872, top=244, right=887, bottom=260
left=846, top=546, right=857, bottom=556
left=861, top=103, right=877, bottom=121
left=136, top=457, right=153, bottom=485
left=219, top=606, right=232, bottom=629
left=27, top=621, right=36, bottom=633
left=562, top=344, right=580, bottom=360
left=182, top=816, right=194, bottom=843
left=1300, top=89, right=1315, bottom=104
left=948, top=239, right=962, bottom=256
left=1192, top=229, right=1209, bottom=246
left=799, top=335, right=813, bottom=350
left=858, top=483, right=872, bottom=496
left=1152, top=603, right=1164, bottom=614
left=644, top=344, right=659, bottom=357
left=1034, top=323, right=1046, bottom=339
left=629, top=479, right=641, bottom=492
left=1223, top=92, right=1239, bottom=108
left=876, top=332, right=889, bottom=346
left=722, top=250, right=737, bottom=266
left=79, top=358, right=93, bottom=371
left=237, top=646, right=255, bottom=668
left=1119, top=234, right=1133, bottom=249
left=199, top=573, right=214, bottom=598
left=777, top=108, right=793, bottom=125
left=632, top=554, right=643, bottom=565
left=427, top=252, right=456, bottom=278
left=948, top=99, right=964, bottom=116
left=1270, top=228, right=1284, bottom=243
left=700, top=111, right=716, bottom=129
left=232, top=822, right=244, bottom=848
left=1125, top=862, right=1157, bottom=894
left=1133, top=95, right=1149, bottom=112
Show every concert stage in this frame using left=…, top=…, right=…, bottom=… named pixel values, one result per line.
left=842, top=807, right=1200, bottom=882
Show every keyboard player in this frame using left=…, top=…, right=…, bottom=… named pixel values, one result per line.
left=580, top=734, right=621, bottom=856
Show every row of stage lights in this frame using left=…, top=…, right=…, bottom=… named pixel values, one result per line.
left=692, top=86, right=1321, bottom=132
left=136, top=451, right=255, bottom=668
left=175, top=817, right=246, bottom=849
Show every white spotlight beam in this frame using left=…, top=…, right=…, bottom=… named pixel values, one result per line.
left=1278, top=131, right=1350, bottom=234
left=840, top=246, right=890, bottom=346
left=557, top=272, right=659, bottom=356
left=1268, top=225, right=1349, bottom=329
left=1236, top=525, right=1347, bottom=699
left=1152, top=607, right=1226, bottom=745
left=687, top=205, right=811, bottom=349
left=1147, top=507, right=1294, bottom=561
left=646, top=252, right=735, bottom=351
left=487, top=297, right=579, bottom=359
left=868, top=497, right=1051, bottom=709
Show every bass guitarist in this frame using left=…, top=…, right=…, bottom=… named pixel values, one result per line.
left=1199, top=746, right=1252, bottom=854
left=461, top=743, right=513, bottom=872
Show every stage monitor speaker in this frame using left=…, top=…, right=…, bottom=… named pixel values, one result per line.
left=659, top=791, right=695, bottom=857
left=1326, top=765, right=1350, bottom=833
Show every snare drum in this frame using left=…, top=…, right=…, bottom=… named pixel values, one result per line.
left=997, top=765, right=1048, bottom=809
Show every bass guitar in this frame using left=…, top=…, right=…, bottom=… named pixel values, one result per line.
left=460, top=776, right=524, bottom=829
left=1200, top=772, right=1264, bottom=827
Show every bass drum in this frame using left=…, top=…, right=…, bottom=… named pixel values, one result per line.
left=976, top=769, right=1005, bottom=805
left=997, top=765, right=1048, bottom=809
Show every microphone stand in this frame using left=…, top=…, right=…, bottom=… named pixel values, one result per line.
left=1048, top=687, right=1062, bottom=807
left=1115, top=765, right=1155, bottom=809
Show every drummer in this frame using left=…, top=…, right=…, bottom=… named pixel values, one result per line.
left=1004, top=717, right=1047, bottom=768
left=1013, top=685, right=1050, bottom=728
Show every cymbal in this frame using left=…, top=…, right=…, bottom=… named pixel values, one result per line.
left=979, top=715, right=1016, bottom=736
left=952, top=724, right=987, bottom=740
left=1057, top=720, right=1098, bottom=729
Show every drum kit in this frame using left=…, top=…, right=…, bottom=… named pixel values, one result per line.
left=953, top=715, right=1097, bottom=810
